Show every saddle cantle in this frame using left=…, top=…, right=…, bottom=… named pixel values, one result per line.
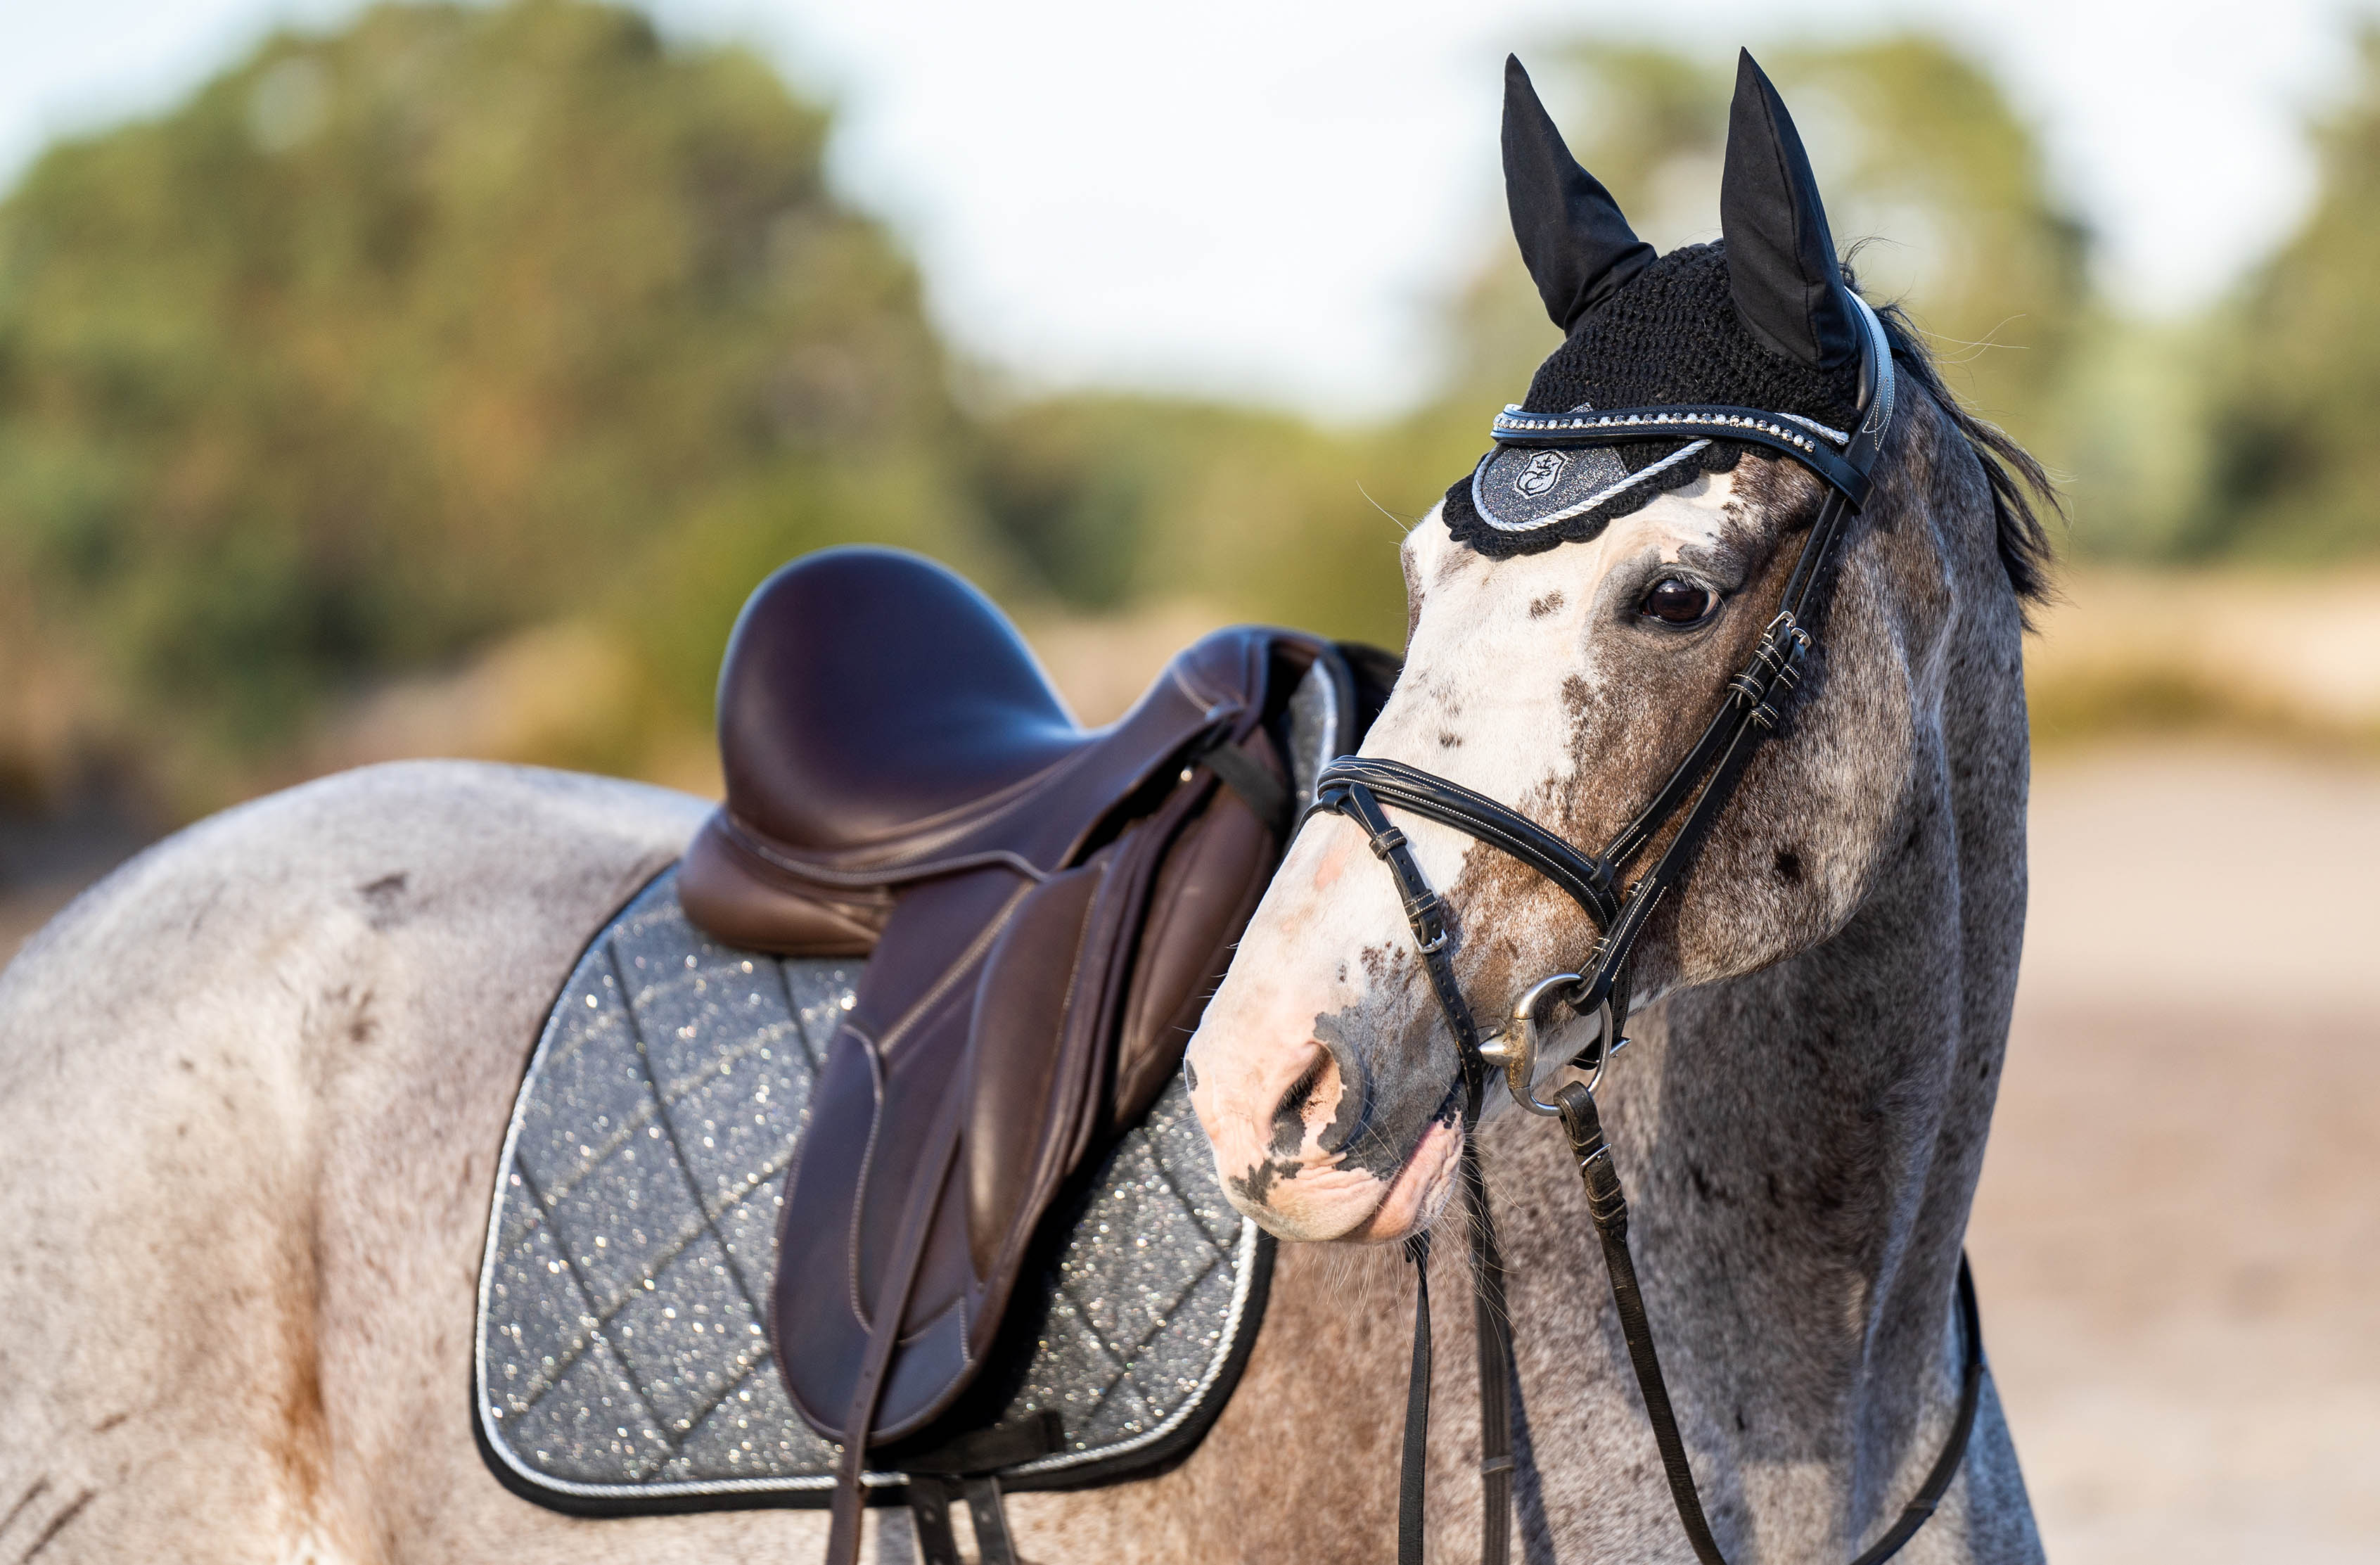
left=676, top=548, right=1375, bottom=1499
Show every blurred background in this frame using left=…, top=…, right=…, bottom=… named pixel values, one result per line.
left=0, top=0, right=2373, bottom=1558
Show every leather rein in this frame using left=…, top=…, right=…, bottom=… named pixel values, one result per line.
left=1306, top=292, right=1987, bottom=1565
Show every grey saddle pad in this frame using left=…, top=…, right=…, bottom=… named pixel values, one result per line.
left=472, top=869, right=1270, bottom=1514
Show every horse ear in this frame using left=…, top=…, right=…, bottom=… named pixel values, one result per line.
left=1503, top=54, right=1656, bottom=333
left=1720, top=49, right=1857, bottom=369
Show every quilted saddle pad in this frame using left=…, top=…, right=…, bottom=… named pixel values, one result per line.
left=471, top=869, right=1270, bottom=1514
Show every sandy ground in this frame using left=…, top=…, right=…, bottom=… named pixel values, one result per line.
left=1970, top=743, right=2380, bottom=1564
left=2, top=739, right=2372, bottom=1559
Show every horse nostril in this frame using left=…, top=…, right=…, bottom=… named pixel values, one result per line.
left=1267, top=1030, right=1370, bottom=1158
left=1312, top=1021, right=1369, bottom=1154
left=1269, top=1052, right=1332, bottom=1157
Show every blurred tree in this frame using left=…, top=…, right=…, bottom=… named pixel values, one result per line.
left=1774, top=38, right=2090, bottom=461
left=968, top=392, right=1409, bottom=644
left=0, top=0, right=974, bottom=808
left=2199, top=26, right=2380, bottom=559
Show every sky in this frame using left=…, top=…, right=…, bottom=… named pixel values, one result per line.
left=0, top=0, right=2368, bottom=418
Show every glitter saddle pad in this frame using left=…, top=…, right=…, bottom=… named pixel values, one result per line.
left=473, top=867, right=1271, bottom=1514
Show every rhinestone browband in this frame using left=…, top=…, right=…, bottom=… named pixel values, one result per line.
left=1485, top=403, right=1869, bottom=509
left=1490, top=406, right=1850, bottom=452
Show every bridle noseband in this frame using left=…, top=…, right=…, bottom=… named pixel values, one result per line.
left=1307, top=292, right=1985, bottom=1565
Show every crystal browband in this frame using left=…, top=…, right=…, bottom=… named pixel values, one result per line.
left=1488, top=403, right=1869, bottom=508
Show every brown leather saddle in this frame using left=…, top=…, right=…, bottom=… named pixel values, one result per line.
left=678, top=547, right=1383, bottom=1549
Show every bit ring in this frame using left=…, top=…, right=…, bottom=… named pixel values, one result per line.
left=1476, top=971, right=1621, bottom=1116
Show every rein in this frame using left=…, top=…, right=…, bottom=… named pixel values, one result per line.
left=1308, top=293, right=1987, bottom=1564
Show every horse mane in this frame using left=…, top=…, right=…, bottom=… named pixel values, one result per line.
left=1867, top=295, right=2060, bottom=612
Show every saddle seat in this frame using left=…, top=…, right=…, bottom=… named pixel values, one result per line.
left=681, top=546, right=1295, bottom=957
left=709, top=546, right=1092, bottom=850
left=677, top=547, right=1370, bottom=1504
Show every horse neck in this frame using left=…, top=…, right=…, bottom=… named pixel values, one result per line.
left=1489, top=596, right=2026, bottom=1538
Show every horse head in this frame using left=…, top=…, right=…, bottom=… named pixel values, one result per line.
left=1186, top=51, right=2051, bottom=1245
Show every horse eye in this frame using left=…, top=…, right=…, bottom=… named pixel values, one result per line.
left=1639, top=577, right=1717, bottom=625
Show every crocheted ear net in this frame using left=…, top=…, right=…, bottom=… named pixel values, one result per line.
left=1442, top=243, right=1862, bottom=558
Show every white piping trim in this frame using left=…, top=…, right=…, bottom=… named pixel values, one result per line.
left=1470, top=439, right=1711, bottom=534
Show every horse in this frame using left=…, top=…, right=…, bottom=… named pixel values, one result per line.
left=0, top=51, right=2050, bottom=1565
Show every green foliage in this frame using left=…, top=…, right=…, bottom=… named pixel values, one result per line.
left=0, top=0, right=971, bottom=800
left=970, top=393, right=1409, bottom=643
left=2199, top=27, right=2380, bottom=559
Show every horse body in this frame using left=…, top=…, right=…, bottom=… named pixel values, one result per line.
left=0, top=601, right=2042, bottom=1564
left=0, top=400, right=2048, bottom=1565
left=0, top=762, right=1408, bottom=1564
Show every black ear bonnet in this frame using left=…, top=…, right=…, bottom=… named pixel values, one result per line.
left=1446, top=53, right=1868, bottom=558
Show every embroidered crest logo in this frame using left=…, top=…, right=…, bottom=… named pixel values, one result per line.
left=1514, top=449, right=1568, bottom=498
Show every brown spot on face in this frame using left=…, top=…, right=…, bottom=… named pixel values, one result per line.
left=1720, top=449, right=1826, bottom=539
left=1774, top=848, right=1804, bottom=884
left=1230, top=1162, right=1283, bottom=1208
left=1437, top=731, right=1462, bottom=750
left=1529, top=590, right=1565, bottom=618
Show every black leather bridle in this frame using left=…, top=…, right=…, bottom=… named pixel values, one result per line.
left=1307, top=292, right=1986, bottom=1565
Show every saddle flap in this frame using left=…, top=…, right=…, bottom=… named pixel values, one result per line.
left=773, top=752, right=1293, bottom=1446
left=1107, top=731, right=1284, bottom=1130
left=962, top=858, right=1111, bottom=1280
